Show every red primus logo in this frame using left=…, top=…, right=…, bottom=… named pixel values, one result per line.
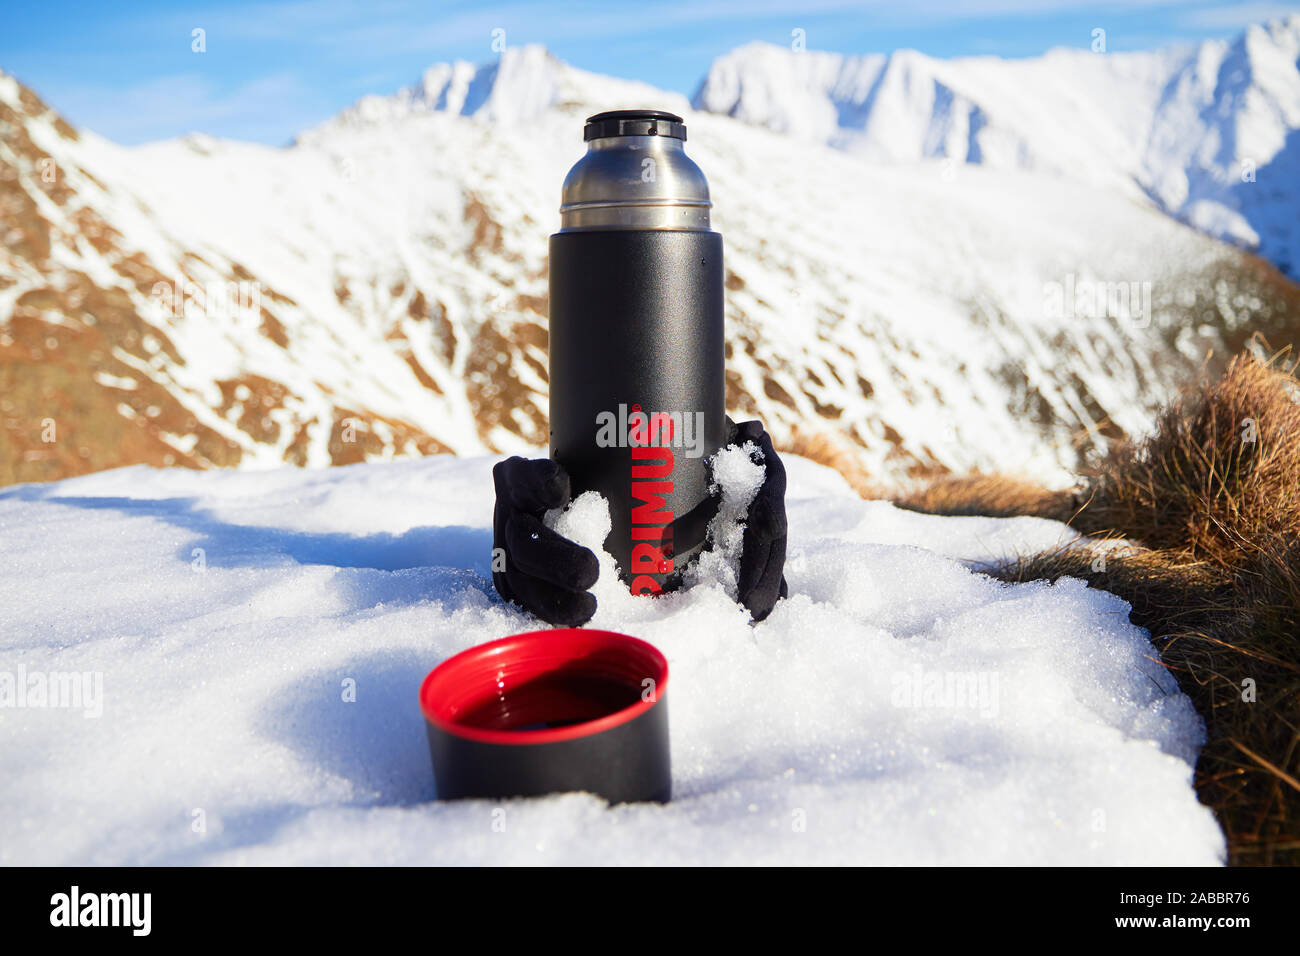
left=629, top=408, right=675, bottom=595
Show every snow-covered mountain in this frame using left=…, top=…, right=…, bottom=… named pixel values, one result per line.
left=2, top=34, right=1298, bottom=489
left=694, top=15, right=1300, bottom=278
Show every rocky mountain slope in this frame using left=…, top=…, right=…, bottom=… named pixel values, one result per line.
left=2, top=36, right=1299, bottom=488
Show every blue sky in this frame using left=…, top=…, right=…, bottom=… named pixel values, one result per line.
left=3, top=0, right=1298, bottom=145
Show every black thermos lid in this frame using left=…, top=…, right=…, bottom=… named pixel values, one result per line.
left=584, top=109, right=687, bottom=142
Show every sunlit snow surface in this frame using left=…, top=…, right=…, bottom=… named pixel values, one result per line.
left=0, top=455, right=1224, bottom=864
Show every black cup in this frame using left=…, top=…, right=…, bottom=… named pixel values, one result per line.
left=419, top=628, right=671, bottom=803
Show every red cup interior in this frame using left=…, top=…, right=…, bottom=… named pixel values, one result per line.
left=420, top=628, right=669, bottom=745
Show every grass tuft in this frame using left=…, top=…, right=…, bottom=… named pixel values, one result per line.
left=778, top=426, right=885, bottom=499
left=895, top=472, right=1080, bottom=522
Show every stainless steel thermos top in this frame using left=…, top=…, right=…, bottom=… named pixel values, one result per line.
left=558, top=110, right=713, bottom=233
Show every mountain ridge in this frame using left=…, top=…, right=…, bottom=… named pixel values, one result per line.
left=2, top=36, right=1299, bottom=488
left=692, top=16, right=1300, bottom=277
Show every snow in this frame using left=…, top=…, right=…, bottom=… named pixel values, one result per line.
left=0, top=454, right=1224, bottom=865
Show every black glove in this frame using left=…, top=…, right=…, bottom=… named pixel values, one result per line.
left=490, top=423, right=789, bottom=625
left=725, top=419, right=789, bottom=622
left=491, top=456, right=599, bottom=626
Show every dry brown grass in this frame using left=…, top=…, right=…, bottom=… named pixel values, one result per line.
left=904, top=349, right=1300, bottom=865
left=778, top=426, right=885, bottom=499
left=1073, top=351, right=1300, bottom=560
left=895, top=472, right=1080, bottom=523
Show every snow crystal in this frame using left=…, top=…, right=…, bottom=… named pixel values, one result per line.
left=682, top=441, right=766, bottom=600
left=0, top=454, right=1224, bottom=864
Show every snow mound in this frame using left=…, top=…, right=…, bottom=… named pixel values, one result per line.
left=0, top=455, right=1224, bottom=864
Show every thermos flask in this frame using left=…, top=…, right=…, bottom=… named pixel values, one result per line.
left=549, top=110, right=726, bottom=595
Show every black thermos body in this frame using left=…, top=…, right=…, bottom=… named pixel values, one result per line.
left=549, top=110, right=726, bottom=595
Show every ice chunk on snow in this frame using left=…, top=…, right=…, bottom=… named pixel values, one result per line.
left=545, top=489, right=610, bottom=554
left=0, top=454, right=1224, bottom=864
left=682, top=441, right=766, bottom=600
